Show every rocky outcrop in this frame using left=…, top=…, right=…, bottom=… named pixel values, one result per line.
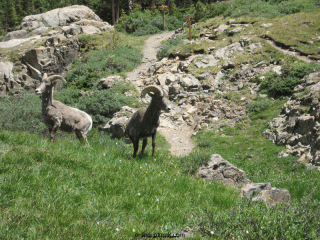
left=0, top=62, right=20, bottom=96
left=22, top=36, right=80, bottom=78
left=0, top=5, right=114, bottom=95
left=20, top=5, right=101, bottom=33
left=196, top=154, right=252, bottom=185
left=264, top=72, right=320, bottom=169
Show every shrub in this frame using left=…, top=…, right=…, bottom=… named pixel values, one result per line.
left=156, top=35, right=184, bottom=60
left=115, top=8, right=183, bottom=36
left=260, top=62, right=320, bottom=97
left=76, top=86, right=137, bottom=126
left=0, top=91, right=46, bottom=134
left=65, top=46, right=142, bottom=90
left=247, top=100, right=273, bottom=113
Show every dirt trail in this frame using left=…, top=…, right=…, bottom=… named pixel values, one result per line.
left=126, top=31, right=195, bottom=157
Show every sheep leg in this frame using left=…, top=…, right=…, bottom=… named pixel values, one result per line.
left=76, top=131, right=90, bottom=146
left=152, top=131, right=157, bottom=156
left=129, top=136, right=139, bottom=157
left=141, top=138, right=148, bottom=155
left=50, top=123, right=60, bottom=141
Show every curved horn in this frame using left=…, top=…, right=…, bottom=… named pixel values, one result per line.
left=47, top=75, right=67, bottom=84
left=141, top=85, right=163, bottom=98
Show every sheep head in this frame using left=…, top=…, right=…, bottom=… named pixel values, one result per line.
left=35, top=74, right=67, bottom=95
left=141, top=85, right=171, bottom=113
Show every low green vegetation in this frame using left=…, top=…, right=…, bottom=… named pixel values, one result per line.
left=260, top=61, right=320, bottom=97
left=115, top=7, right=183, bottom=36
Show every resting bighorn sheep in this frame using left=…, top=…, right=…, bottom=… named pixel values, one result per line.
left=35, top=74, right=92, bottom=145
left=126, top=85, right=171, bottom=157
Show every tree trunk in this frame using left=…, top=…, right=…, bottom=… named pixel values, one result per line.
left=129, top=0, right=134, bottom=13
left=112, top=0, right=115, bottom=25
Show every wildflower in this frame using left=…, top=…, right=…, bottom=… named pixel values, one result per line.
left=157, top=199, right=159, bottom=202
left=138, top=193, right=140, bottom=196
left=119, top=159, right=122, bottom=162
left=146, top=171, right=148, bottom=173
left=97, top=222, right=100, bottom=225
left=103, top=153, right=106, bottom=156
left=116, top=228, right=120, bottom=232
left=246, top=230, right=249, bottom=234
left=133, top=229, right=135, bottom=232
left=210, top=231, right=214, bottom=235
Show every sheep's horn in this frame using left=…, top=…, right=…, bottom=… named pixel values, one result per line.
left=141, top=85, right=163, bottom=98
left=47, top=75, right=67, bottom=84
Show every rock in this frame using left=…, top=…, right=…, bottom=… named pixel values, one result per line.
left=240, top=183, right=272, bottom=199
left=261, top=23, right=273, bottom=28
left=99, top=116, right=130, bottom=139
left=227, top=27, right=243, bottom=36
left=193, top=55, right=218, bottom=68
left=99, top=76, right=122, bottom=89
left=214, top=24, right=229, bottom=35
left=31, top=27, right=49, bottom=35
left=0, top=62, right=15, bottom=96
left=252, top=188, right=291, bottom=207
left=3, top=30, right=28, bottom=41
left=20, top=5, right=101, bottom=32
left=22, top=39, right=80, bottom=77
left=196, top=154, right=252, bottom=185
left=99, top=106, right=135, bottom=139
left=180, top=75, right=200, bottom=90
left=241, top=183, right=291, bottom=207
left=81, top=26, right=101, bottom=35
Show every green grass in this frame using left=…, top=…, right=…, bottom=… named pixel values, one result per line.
left=0, top=129, right=239, bottom=239
left=1, top=95, right=320, bottom=238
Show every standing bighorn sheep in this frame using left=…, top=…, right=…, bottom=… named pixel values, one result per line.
left=35, top=74, right=92, bottom=145
left=126, top=85, right=171, bottom=157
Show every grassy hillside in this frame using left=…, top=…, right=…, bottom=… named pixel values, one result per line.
left=1, top=1, right=320, bottom=239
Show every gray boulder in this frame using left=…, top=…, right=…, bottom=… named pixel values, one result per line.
left=241, top=183, right=291, bottom=207
left=196, top=154, right=252, bottom=185
left=20, top=5, right=101, bottom=32
left=3, top=30, right=28, bottom=41
left=99, top=106, right=135, bottom=139
left=0, top=62, right=17, bottom=96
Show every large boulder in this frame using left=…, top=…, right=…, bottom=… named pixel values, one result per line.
left=196, top=154, right=252, bottom=185
left=20, top=5, right=101, bottom=32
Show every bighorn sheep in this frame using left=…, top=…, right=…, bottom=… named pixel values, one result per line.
left=35, top=74, right=92, bottom=145
left=126, top=85, right=171, bottom=157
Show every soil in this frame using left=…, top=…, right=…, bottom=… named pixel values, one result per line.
left=126, top=31, right=195, bottom=157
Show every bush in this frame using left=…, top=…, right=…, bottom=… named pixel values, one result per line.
left=0, top=91, right=46, bottom=134
left=156, top=35, right=184, bottom=60
left=260, top=62, right=320, bottom=97
left=76, top=86, right=137, bottom=126
left=247, top=100, right=273, bottom=113
left=115, top=8, right=183, bottom=36
left=65, top=46, right=142, bottom=90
